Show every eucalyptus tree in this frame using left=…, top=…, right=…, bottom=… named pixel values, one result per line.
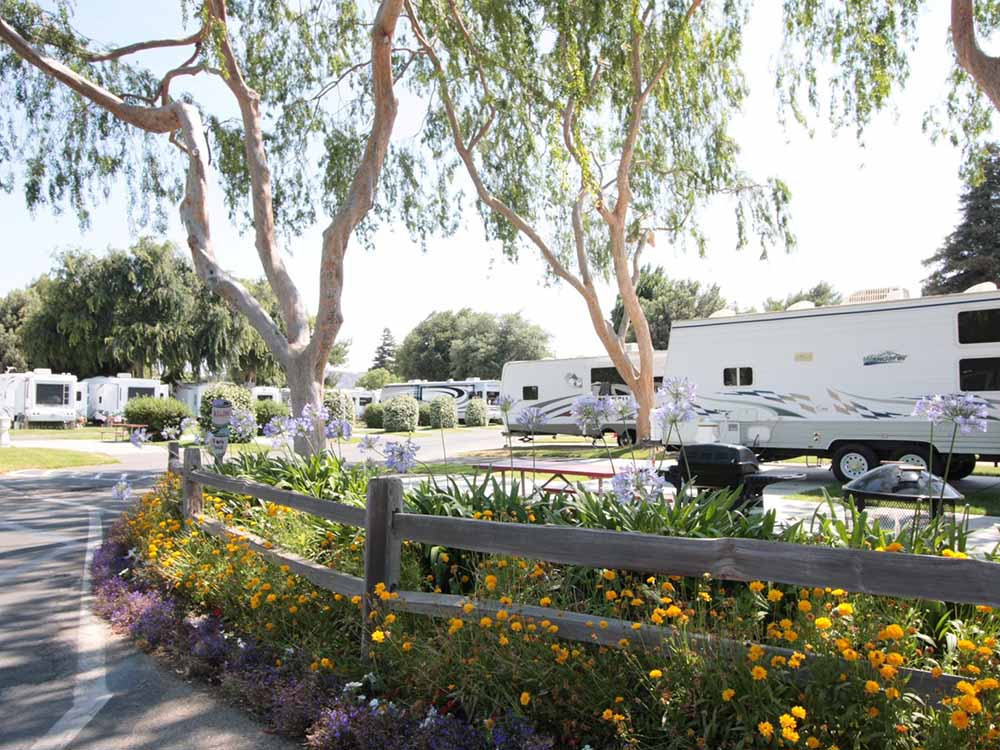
left=405, top=0, right=983, bottom=439
left=0, top=0, right=413, bottom=452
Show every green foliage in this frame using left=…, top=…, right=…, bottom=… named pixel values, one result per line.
left=610, top=268, right=728, bottom=348
left=418, top=401, right=432, bottom=427
left=323, top=390, right=355, bottom=424
left=428, top=395, right=457, bottom=429
left=122, top=396, right=192, bottom=439
left=355, top=367, right=397, bottom=390
left=371, top=327, right=397, bottom=371
left=464, top=397, right=489, bottom=427
left=763, top=282, right=843, bottom=312
left=197, top=382, right=252, bottom=429
left=0, top=287, right=34, bottom=371
left=396, top=309, right=551, bottom=380
left=253, top=399, right=289, bottom=428
left=362, top=401, right=384, bottom=429
left=923, top=144, right=1000, bottom=295
left=383, top=395, right=419, bottom=433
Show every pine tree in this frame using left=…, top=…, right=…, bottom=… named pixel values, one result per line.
left=372, top=328, right=397, bottom=371
left=923, top=146, right=1000, bottom=295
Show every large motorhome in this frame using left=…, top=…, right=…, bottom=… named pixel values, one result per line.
left=502, top=285, right=1000, bottom=482
left=380, top=378, right=502, bottom=421
left=80, top=373, right=169, bottom=421
left=0, top=369, right=78, bottom=426
left=251, top=385, right=283, bottom=403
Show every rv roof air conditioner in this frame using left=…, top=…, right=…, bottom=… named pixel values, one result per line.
left=845, top=287, right=910, bottom=305
left=786, top=300, right=816, bottom=311
left=33, top=368, right=52, bottom=375
left=116, top=372, right=132, bottom=379
left=708, top=308, right=736, bottom=318
left=964, top=281, right=998, bottom=294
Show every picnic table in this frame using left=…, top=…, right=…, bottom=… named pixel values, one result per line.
left=99, top=420, right=148, bottom=442
left=470, top=459, right=615, bottom=494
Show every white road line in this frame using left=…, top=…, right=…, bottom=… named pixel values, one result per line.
left=92, top=474, right=102, bottom=480
left=0, top=519, right=75, bottom=544
left=29, top=497, right=109, bottom=514
left=29, top=510, right=112, bottom=750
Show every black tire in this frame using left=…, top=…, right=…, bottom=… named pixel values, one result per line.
left=947, top=455, right=978, bottom=480
left=616, top=429, right=637, bottom=447
left=832, top=443, right=879, bottom=483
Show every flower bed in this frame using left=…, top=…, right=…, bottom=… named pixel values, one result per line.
left=108, top=464, right=1000, bottom=749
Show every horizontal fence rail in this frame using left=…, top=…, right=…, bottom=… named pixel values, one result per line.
left=167, top=445, right=992, bottom=698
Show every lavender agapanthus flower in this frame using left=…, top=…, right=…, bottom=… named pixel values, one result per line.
left=180, top=416, right=199, bottom=435
left=111, top=478, right=132, bottom=503
left=301, top=403, right=331, bottom=426
left=653, top=377, right=698, bottom=432
left=515, top=406, right=548, bottom=433
left=325, top=419, right=353, bottom=441
left=160, top=424, right=180, bottom=441
left=570, top=394, right=613, bottom=435
left=914, top=393, right=989, bottom=433
left=611, top=464, right=667, bottom=504
left=498, top=394, right=516, bottom=415
left=384, top=439, right=419, bottom=473
left=229, top=408, right=258, bottom=442
left=358, top=434, right=381, bottom=455
left=610, top=396, right=637, bottom=424
left=129, top=427, right=150, bottom=448
left=660, top=376, right=697, bottom=407
left=263, top=416, right=294, bottom=450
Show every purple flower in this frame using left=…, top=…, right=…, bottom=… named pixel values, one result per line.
left=611, top=464, right=667, bottom=504
left=301, top=403, right=331, bottom=426
left=570, top=394, right=613, bottom=435
left=325, top=419, right=353, bottom=441
left=160, top=424, right=180, bottom=441
left=384, top=439, right=419, bottom=473
left=515, top=407, right=548, bottom=433
left=653, top=378, right=697, bottom=432
left=229, top=408, right=258, bottom=442
left=111, top=478, right=132, bottom=503
left=498, top=394, right=516, bottom=414
left=912, top=395, right=946, bottom=423
left=359, top=435, right=381, bottom=455
left=610, top=396, right=637, bottom=424
left=129, top=427, right=150, bottom=448
left=914, top=393, right=990, bottom=433
left=491, top=713, right=554, bottom=750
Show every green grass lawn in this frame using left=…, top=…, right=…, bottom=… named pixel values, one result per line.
left=461, top=443, right=668, bottom=461
left=12, top=426, right=112, bottom=441
left=0, top=447, right=118, bottom=473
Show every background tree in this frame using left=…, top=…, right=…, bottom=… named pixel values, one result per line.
left=0, top=287, right=34, bottom=371
left=763, top=282, right=842, bottom=312
left=372, top=328, right=398, bottom=371
left=610, top=268, right=727, bottom=350
left=0, top=0, right=418, bottom=452
left=356, top=367, right=398, bottom=390
left=396, top=309, right=551, bottom=381
left=923, top=145, right=1000, bottom=295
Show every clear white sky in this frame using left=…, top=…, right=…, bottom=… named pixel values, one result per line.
left=0, top=3, right=985, bottom=372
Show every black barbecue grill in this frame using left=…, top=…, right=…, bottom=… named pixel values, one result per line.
left=662, top=443, right=806, bottom=505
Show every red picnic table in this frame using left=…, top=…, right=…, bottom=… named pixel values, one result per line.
left=470, top=459, right=615, bottom=494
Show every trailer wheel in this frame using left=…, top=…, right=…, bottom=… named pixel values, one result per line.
left=832, top=444, right=878, bottom=483
left=894, top=450, right=930, bottom=470
left=948, top=455, right=978, bottom=480
left=616, top=429, right=637, bottom=447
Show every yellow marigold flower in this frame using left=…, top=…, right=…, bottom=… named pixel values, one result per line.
left=931, top=666, right=943, bottom=678
left=868, top=707, right=880, bottom=718
left=797, top=600, right=812, bottom=613
left=288, top=605, right=298, bottom=614
left=880, top=665, right=898, bottom=681
left=320, top=657, right=332, bottom=668
left=511, top=622, right=523, bottom=632
left=598, top=620, right=608, bottom=629
left=958, top=639, right=976, bottom=652
left=748, top=645, right=765, bottom=662
left=864, top=680, right=880, bottom=694
left=350, top=595, right=361, bottom=605
left=767, top=589, right=783, bottom=602
left=605, top=591, right=618, bottom=602
left=601, top=708, right=614, bottom=721
left=806, top=737, right=821, bottom=749
left=402, top=641, right=413, bottom=652
left=791, top=706, right=806, bottom=720
left=485, top=574, right=498, bottom=591
left=950, top=710, right=970, bottom=730
left=496, top=609, right=509, bottom=622
left=479, top=616, right=493, bottom=629
left=462, top=602, right=475, bottom=614
left=498, top=635, right=510, bottom=646
left=721, top=688, right=735, bottom=702
left=648, top=669, right=663, bottom=679
left=815, top=617, right=832, bottom=630
left=975, top=678, right=1000, bottom=692
left=959, top=694, right=983, bottom=714
left=751, top=666, right=767, bottom=681
left=886, top=651, right=904, bottom=666
left=885, top=542, right=904, bottom=552
left=539, top=597, right=552, bottom=607
left=779, top=714, right=797, bottom=730
left=885, top=687, right=900, bottom=700
left=602, top=569, right=617, bottom=581
left=618, top=638, right=630, bottom=648
left=448, top=618, right=464, bottom=635
left=749, top=581, right=765, bottom=593
left=499, top=596, right=513, bottom=606
left=519, top=691, right=531, bottom=706
left=782, top=727, right=800, bottom=743
left=757, top=721, right=774, bottom=740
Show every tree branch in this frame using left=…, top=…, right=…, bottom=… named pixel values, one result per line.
left=310, top=0, right=406, bottom=380
left=952, top=0, right=1000, bottom=111
left=84, top=29, right=204, bottom=62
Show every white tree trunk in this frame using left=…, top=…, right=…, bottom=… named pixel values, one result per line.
left=286, top=353, right=325, bottom=455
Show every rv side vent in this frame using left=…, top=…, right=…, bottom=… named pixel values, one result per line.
left=964, top=281, right=998, bottom=294
left=845, top=287, right=911, bottom=305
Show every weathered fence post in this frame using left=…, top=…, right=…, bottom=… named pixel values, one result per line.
left=182, top=447, right=203, bottom=518
left=167, top=441, right=181, bottom=474
left=362, top=475, right=403, bottom=657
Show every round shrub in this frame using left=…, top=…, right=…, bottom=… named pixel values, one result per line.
left=323, top=389, right=355, bottom=424
left=363, top=402, right=384, bottom=429
left=254, top=399, right=289, bottom=428
left=464, top=398, right=489, bottom=427
left=383, top=395, right=419, bottom=433
left=198, top=382, right=253, bottom=429
left=429, top=395, right=458, bottom=428
left=123, top=397, right=192, bottom=439
left=418, top=401, right=432, bottom=427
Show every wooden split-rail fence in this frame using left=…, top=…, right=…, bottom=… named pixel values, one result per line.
left=166, top=444, right=999, bottom=699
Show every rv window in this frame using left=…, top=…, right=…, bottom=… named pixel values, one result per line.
left=723, top=367, right=754, bottom=386
left=127, top=386, right=155, bottom=400
left=486, top=390, right=500, bottom=405
left=739, top=367, right=754, bottom=386
left=257, top=394, right=273, bottom=401
left=36, top=383, right=68, bottom=405
left=76, top=392, right=82, bottom=402
left=959, top=309, right=1000, bottom=344
left=523, top=385, right=539, bottom=400
left=960, top=357, right=1000, bottom=392
left=723, top=368, right=737, bottom=386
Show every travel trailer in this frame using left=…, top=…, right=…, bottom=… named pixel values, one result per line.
left=251, top=385, right=283, bottom=403
left=80, top=373, right=169, bottom=421
left=339, top=387, right=380, bottom=418
left=380, top=379, right=501, bottom=421
left=0, top=369, right=78, bottom=426
left=173, top=382, right=218, bottom=416
left=74, top=382, right=88, bottom=421
left=503, top=285, right=1000, bottom=482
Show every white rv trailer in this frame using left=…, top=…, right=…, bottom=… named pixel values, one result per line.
left=74, top=382, right=88, bottom=421
left=173, top=382, right=218, bottom=416
left=380, top=378, right=502, bottom=420
left=663, top=285, right=1000, bottom=481
left=251, top=385, right=283, bottom=403
left=80, top=373, right=169, bottom=421
left=0, top=369, right=78, bottom=426
left=337, top=387, right=380, bottom=418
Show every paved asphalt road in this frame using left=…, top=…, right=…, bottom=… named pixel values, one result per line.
left=0, top=468, right=297, bottom=750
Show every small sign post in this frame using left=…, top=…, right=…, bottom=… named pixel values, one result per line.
left=209, top=398, right=232, bottom=465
